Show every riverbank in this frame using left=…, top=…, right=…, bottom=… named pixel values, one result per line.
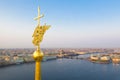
left=63, top=53, right=120, bottom=64
left=0, top=56, right=57, bottom=67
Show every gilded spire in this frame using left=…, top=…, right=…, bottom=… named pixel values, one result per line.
left=32, top=3, right=51, bottom=80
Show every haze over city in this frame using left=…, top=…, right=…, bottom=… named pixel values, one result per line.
left=0, top=0, right=120, bottom=48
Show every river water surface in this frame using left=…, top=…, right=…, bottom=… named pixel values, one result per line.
left=0, top=59, right=120, bottom=80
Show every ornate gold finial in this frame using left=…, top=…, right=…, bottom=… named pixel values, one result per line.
left=32, top=6, right=50, bottom=46
left=32, top=6, right=51, bottom=80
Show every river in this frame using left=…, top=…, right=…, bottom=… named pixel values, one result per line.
left=0, top=59, right=120, bottom=80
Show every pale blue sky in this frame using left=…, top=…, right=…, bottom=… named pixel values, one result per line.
left=0, top=0, right=120, bottom=48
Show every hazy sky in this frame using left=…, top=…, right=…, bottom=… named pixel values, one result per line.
left=0, top=0, right=120, bottom=48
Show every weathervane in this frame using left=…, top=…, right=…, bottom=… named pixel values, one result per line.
left=32, top=6, right=50, bottom=80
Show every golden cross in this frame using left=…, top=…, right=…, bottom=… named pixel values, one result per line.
left=34, top=6, right=44, bottom=25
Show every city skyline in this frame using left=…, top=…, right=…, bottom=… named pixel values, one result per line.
left=0, top=0, right=120, bottom=48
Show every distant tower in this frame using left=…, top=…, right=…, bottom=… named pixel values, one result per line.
left=32, top=5, right=50, bottom=80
